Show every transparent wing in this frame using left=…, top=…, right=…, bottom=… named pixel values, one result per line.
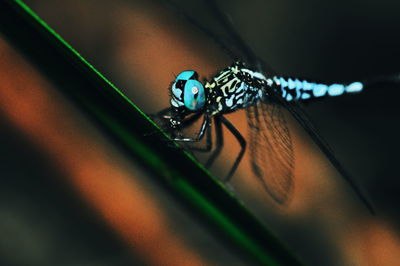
left=161, top=0, right=274, bottom=73
left=278, top=98, right=375, bottom=213
left=246, top=102, right=294, bottom=204
left=161, top=0, right=374, bottom=213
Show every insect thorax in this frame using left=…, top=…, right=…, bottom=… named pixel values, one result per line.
left=205, top=62, right=271, bottom=115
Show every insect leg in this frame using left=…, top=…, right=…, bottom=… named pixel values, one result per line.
left=220, top=116, right=246, bottom=182
left=189, top=116, right=213, bottom=152
left=205, top=116, right=223, bottom=168
left=148, top=108, right=202, bottom=137
left=173, top=115, right=211, bottom=143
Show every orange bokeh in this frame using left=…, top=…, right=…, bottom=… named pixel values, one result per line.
left=2, top=0, right=400, bottom=264
left=0, top=37, right=207, bottom=265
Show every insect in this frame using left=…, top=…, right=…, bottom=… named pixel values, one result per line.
left=154, top=0, right=400, bottom=213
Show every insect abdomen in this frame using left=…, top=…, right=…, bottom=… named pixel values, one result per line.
left=273, top=77, right=364, bottom=102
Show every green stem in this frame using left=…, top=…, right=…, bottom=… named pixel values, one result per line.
left=0, top=1, right=302, bottom=265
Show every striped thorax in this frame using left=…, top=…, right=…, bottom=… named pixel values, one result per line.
left=205, top=61, right=269, bottom=116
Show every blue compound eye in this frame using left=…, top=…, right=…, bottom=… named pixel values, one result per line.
left=176, top=70, right=197, bottom=81
left=183, top=79, right=205, bottom=111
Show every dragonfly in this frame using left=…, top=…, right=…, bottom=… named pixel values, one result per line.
left=154, top=0, right=400, bottom=214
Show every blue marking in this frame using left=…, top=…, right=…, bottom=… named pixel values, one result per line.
left=172, top=82, right=183, bottom=98
left=346, top=82, right=363, bottom=93
left=294, top=79, right=302, bottom=99
left=226, top=94, right=234, bottom=107
left=170, top=98, right=183, bottom=107
left=258, top=90, right=263, bottom=99
left=279, top=77, right=288, bottom=97
left=280, top=77, right=288, bottom=88
left=288, top=78, right=295, bottom=90
left=328, top=84, right=345, bottom=96
left=301, top=93, right=311, bottom=100
left=286, top=94, right=293, bottom=101
left=295, top=79, right=303, bottom=90
left=313, top=84, right=328, bottom=97
left=176, top=70, right=195, bottom=81
left=303, top=81, right=313, bottom=91
left=183, top=79, right=205, bottom=111
left=237, top=82, right=247, bottom=97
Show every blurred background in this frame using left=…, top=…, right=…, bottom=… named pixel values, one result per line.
left=1, top=0, right=400, bottom=265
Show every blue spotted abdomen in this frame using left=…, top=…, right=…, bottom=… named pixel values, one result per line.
left=273, top=76, right=364, bottom=102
